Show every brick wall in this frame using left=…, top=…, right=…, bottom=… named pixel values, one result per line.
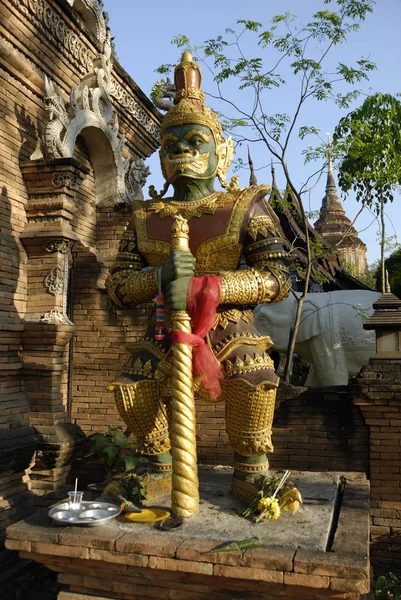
left=0, top=0, right=160, bottom=588
left=71, top=204, right=150, bottom=435
left=197, top=399, right=232, bottom=466
left=270, top=385, right=369, bottom=473
left=353, top=358, right=401, bottom=575
left=0, top=0, right=37, bottom=548
left=196, top=385, right=369, bottom=474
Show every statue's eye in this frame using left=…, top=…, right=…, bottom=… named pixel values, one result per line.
left=164, top=142, right=175, bottom=152
left=190, top=138, right=203, bottom=147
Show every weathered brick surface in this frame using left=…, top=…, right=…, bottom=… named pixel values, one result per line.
left=271, top=385, right=369, bottom=473
left=196, top=384, right=369, bottom=471
left=353, top=358, right=401, bottom=574
left=6, top=481, right=370, bottom=600
left=70, top=202, right=151, bottom=437
left=115, top=531, right=185, bottom=557
left=0, top=0, right=160, bottom=593
left=284, top=572, right=330, bottom=589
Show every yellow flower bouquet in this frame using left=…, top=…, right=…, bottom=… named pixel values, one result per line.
left=240, top=470, right=302, bottom=521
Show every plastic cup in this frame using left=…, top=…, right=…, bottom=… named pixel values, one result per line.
left=68, top=491, right=83, bottom=512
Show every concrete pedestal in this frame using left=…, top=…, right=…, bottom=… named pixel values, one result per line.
left=5, top=469, right=370, bottom=600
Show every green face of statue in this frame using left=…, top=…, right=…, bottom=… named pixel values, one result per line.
left=160, top=124, right=218, bottom=184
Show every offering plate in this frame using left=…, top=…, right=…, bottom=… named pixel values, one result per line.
left=49, top=501, right=120, bottom=526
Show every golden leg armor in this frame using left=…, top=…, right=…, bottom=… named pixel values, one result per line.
left=224, top=378, right=277, bottom=457
left=223, top=377, right=278, bottom=503
left=107, top=379, right=171, bottom=456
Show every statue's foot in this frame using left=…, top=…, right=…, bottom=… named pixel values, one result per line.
left=139, top=468, right=173, bottom=501
left=101, top=470, right=173, bottom=506
left=232, top=471, right=266, bottom=504
left=125, top=454, right=172, bottom=501
left=231, top=453, right=269, bottom=503
left=101, top=453, right=172, bottom=505
left=232, top=469, right=303, bottom=514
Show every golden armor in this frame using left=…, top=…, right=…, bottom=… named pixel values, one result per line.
left=107, top=52, right=291, bottom=506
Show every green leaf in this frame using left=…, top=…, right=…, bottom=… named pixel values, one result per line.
left=155, top=64, right=173, bottom=75
left=258, top=30, right=273, bottom=47
left=112, top=433, right=129, bottom=448
left=124, top=455, right=139, bottom=471
left=271, top=12, right=291, bottom=24
left=291, top=58, right=321, bottom=75
left=299, top=126, right=320, bottom=140
left=334, top=92, right=401, bottom=210
left=93, top=435, right=108, bottom=452
left=314, top=9, right=342, bottom=26
left=375, top=572, right=401, bottom=600
left=104, top=445, right=119, bottom=460
left=211, top=537, right=263, bottom=552
left=172, top=34, right=190, bottom=48
left=237, top=19, right=262, bottom=32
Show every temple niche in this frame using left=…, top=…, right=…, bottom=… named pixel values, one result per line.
left=314, top=151, right=367, bottom=277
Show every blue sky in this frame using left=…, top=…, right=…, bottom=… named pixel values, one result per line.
left=105, top=0, right=401, bottom=265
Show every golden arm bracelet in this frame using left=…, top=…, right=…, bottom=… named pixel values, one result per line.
left=107, top=268, right=159, bottom=307
left=253, top=261, right=292, bottom=303
left=266, top=264, right=292, bottom=302
left=219, top=268, right=277, bottom=305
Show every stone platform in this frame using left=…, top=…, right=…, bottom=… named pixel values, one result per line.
left=5, top=468, right=370, bottom=600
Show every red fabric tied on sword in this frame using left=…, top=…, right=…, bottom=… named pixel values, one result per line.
left=171, top=275, right=223, bottom=400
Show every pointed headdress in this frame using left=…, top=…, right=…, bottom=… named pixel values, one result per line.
left=161, top=51, right=235, bottom=189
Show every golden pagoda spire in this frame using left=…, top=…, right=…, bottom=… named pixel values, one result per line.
left=324, top=133, right=342, bottom=208
left=314, top=133, right=367, bottom=276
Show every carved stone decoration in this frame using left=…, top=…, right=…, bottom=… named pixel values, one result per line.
left=125, top=158, right=151, bottom=201
left=34, top=32, right=151, bottom=204
left=12, top=0, right=160, bottom=146
left=45, top=238, right=73, bottom=323
left=45, top=266, right=64, bottom=296
left=338, top=326, right=375, bottom=349
left=45, top=239, right=74, bottom=254
left=18, top=0, right=94, bottom=74
left=109, top=79, right=161, bottom=141
left=40, top=308, right=73, bottom=325
left=38, top=31, right=116, bottom=162
left=309, top=282, right=324, bottom=293
left=151, top=78, right=175, bottom=112
left=52, top=172, right=78, bottom=189
left=66, top=0, right=107, bottom=45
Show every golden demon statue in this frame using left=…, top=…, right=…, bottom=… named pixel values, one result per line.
left=107, top=51, right=291, bottom=508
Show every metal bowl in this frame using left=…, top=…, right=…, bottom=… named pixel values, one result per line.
left=79, top=509, right=111, bottom=519
left=51, top=510, right=78, bottom=521
left=49, top=501, right=121, bottom=526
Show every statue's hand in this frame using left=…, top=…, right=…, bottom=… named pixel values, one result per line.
left=165, top=276, right=192, bottom=311
left=160, top=250, right=195, bottom=289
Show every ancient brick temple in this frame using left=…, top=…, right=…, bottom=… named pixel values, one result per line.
left=0, top=0, right=160, bottom=589
left=314, top=150, right=367, bottom=277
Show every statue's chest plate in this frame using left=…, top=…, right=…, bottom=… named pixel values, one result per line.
left=133, top=189, right=256, bottom=273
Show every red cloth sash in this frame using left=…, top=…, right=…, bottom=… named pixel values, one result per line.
left=171, top=275, right=222, bottom=400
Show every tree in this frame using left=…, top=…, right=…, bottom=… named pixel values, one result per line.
left=333, top=92, right=401, bottom=292
left=356, top=259, right=379, bottom=290
left=158, top=0, right=376, bottom=382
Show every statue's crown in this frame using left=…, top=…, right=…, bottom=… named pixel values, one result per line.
left=161, top=51, right=223, bottom=142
